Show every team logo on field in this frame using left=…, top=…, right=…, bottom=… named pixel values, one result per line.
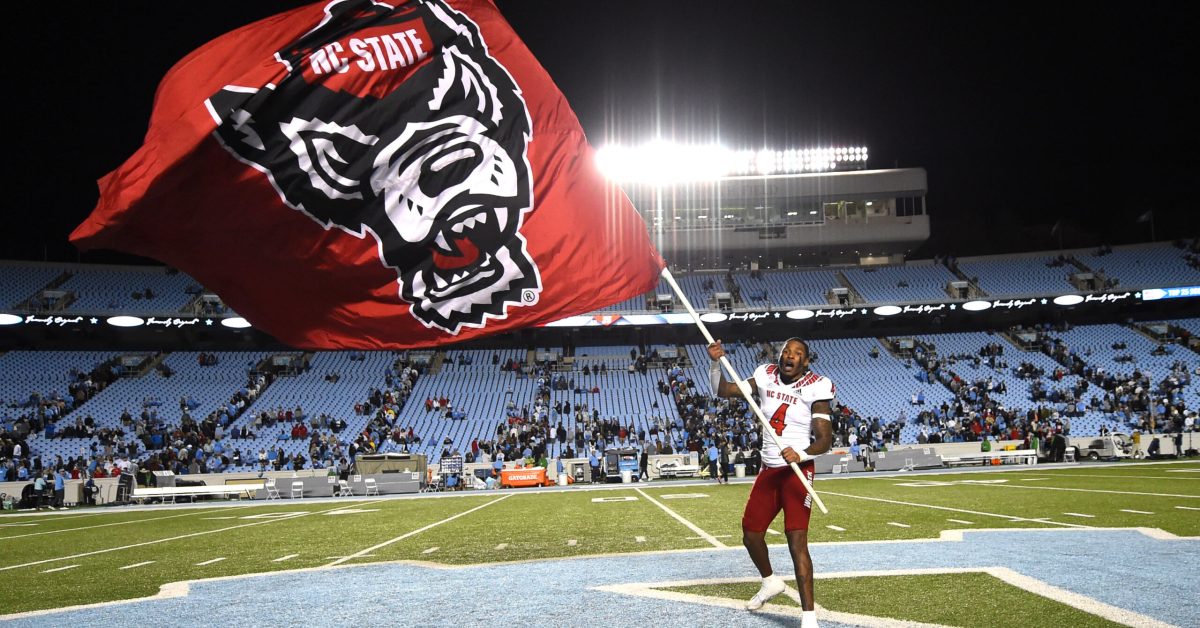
left=205, top=0, right=541, bottom=334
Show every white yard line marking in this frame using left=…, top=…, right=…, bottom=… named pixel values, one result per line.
left=766, top=528, right=782, bottom=535
left=597, top=566, right=1173, bottom=628
left=41, top=564, right=78, bottom=573
left=1176, top=506, right=1200, bottom=511
left=422, top=547, right=440, bottom=554
left=494, top=543, right=508, bottom=550
left=887, top=522, right=911, bottom=528
left=1165, top=469, right=1200, bottom=473
left=686, top=535, right=732, bottom=540
left=634, top=488, right=726, bottom=548
left=1, top=500, right=386, bottom=572
left=947, top=519, right=974, bottom=525
left=567, top=539, right=578, bottom=547
left=195, top=557, right=226, bottom=566
left=202, top=517, right=238, bottom=520
left=0, top=523, right=38, bottom=527
left=1120, top=509, right=1154, bottom=515
left=1063, top=512, right=1095, bottom=518
left=1019, top=473, right=1200, bottom=480
left=1020, top=478, right=1051, bottom=482
left=118, top=561, right=155, bottom=570
left=819, top=490, right=1092, bottom=528
left=272, top=554, right=299, bottom=563
left=963, top=483, right=1199, bottom=499
left=826, top=525, right=846, bottom=532
left=0, top=505, right=259, bottom=541
left=325, top=494, right=512, bottom=568
left=635, top=536, right=646, bottom=543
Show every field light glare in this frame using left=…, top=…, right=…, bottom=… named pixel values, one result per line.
left=597, top=142, right=868, bottom=184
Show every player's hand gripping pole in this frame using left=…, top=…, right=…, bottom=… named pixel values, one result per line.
left=660, top=268, right=828, bottom=514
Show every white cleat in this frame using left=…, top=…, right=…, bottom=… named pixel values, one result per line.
left=746, top=575, right=786, bottom=610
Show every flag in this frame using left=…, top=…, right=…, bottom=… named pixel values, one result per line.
left=1136, top=210, right=1153, bottom=223
left=71, top=0, right=664, bottom=349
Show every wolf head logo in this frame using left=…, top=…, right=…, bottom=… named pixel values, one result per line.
left=205, top=0, right=540, bottom=334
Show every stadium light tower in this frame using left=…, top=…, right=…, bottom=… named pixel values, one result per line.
left=596, top=142, right=868, bottom=185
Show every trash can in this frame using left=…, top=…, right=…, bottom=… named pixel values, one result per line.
left=734, top=464, right=746, bottom=478
left=620, top=470, right=632, bottom=483
left=558, top=472, right=568, bottom=486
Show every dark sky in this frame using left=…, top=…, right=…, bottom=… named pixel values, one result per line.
left=6, top=1, right=1194, bottom=265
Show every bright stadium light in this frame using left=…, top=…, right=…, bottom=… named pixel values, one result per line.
left=597, top=142, right=871, bottom=183
left=221, top=317, right=252, bottom=328
left=106, top=316, right=145, bottom=327
left=0, top=313, right=22, bottom=326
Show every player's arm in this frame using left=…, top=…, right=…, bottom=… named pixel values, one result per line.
left=805, top=400, right=834, bottom=456
left=706, top=341, right=757, bottom=398
left=781, top=400, right=834, bottom=463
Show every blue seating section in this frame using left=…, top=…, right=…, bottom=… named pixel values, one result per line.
left=0, top=263, right=63, bottom=308
left=753, top=269, right=842, bottom=307
left=841, top=263, right=957, bottom=303
left=956, top=253, right=1076, bottom=297
left=1075, top=243, right=1200, bottom=290
left=59, top=267, right=198, bottom=314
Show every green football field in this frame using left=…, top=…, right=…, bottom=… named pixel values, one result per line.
left=2, top=460, right=1198, bottom=621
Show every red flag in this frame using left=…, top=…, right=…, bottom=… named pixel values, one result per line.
left=71, top=0, right=663, bottom=349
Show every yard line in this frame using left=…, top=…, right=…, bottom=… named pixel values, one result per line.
left=766, top=528, right=782, bottom=536
left=0, top=524, right=38, bottom=528
left=887, top=522, right=911, bottom=528
left=325, top=494, right=512, bottom=568
left=635, top=536, right=646, bottom=543
left=195, top=557, right=226, bottom=566
left=272, top=554, right=299, bottom=562
left=819, top=490, right=1092, bottom=528
left=1120, top=509, right=1154, bottom=515
left=1, top=499, right=385, bottom=573
left=1063, top=512, right=1095, bottom=518
left=422, top=547, right=440, bottom=554
left=1017, top=473, right=1200, bottom=481
left=566, top=540, right=577, bottom=547
left=41, top=564, right=78, bottom=573
left=961, top=483, right=1199, bottom=499
left=826, top=525, right=846, bottom=532
left=947, top=519, right=974, bottom=525
left=494, top=543, right=508, bottom=550
left=1176, top=506, right=1200, bottom=511
left=686, top=535, right=732, bottom=540
left=0, top=504, right=260, bottom=541
left=118, top=561, right=155, bottom=570
left=635, top=488, right=726, bottom=548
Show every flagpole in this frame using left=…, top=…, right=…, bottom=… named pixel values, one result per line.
left=660, top=267, right=828, bottom=514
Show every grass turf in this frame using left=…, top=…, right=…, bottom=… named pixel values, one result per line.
left=1, top=460, right=1196, bottom=615
left=662, top=572, right=1125, bottom=627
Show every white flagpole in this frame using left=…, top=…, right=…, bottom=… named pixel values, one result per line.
left=660, top=267, right=828, bottom=514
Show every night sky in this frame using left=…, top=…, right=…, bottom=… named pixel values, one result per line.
left=6, top=1, right=1194, bottom=265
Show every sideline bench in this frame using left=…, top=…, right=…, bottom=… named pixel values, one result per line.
left=942, top=449, right=1037, bottom=467
left=655, top=463, right=702, bottom=478
left=132, top=483, right=264, bottom=503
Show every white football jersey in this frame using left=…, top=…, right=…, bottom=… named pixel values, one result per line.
left=750, top=363, right=835, bottom=468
